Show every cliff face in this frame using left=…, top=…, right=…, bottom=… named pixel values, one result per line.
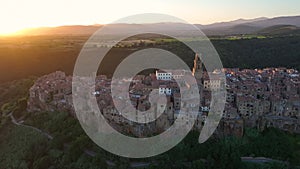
left=27, top=71, right=74, bottom=115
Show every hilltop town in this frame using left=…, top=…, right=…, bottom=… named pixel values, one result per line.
left=27, top=54, right=300, bottom=138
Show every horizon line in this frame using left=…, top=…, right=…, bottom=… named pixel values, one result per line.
left=2, top=14, right=300, bottom=37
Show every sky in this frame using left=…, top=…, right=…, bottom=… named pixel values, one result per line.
left=1, top=0, right=300, bottom=35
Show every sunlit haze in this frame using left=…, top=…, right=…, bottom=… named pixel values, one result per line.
left=1, top=0, right=300, bottom=35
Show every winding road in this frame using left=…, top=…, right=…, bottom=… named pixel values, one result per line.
left=8, top=113, right=150, bottom=168
left=9, top=113, right=53, bottom=140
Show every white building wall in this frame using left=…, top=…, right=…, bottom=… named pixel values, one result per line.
left=159, top=87, right=172, bottom=95
left=156, top=71, right=172, bottom=80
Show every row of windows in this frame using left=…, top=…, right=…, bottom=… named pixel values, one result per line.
left=158, top=77, right=172, bottom=80
left=157, top=73, right=172, bottom=76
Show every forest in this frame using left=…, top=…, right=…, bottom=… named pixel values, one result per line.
left=0, top=34, right=300, bottom=82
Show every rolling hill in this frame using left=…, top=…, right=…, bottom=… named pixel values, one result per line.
left=256, top=25, right=300, bottom=35
left=201, top=15, right=300, bottom=35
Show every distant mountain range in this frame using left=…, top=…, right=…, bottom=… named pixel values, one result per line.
left=15, top=15, right=300, bottom=36
left=200, top=15, right=300, bottom=35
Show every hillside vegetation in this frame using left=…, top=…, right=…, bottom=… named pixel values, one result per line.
left=0, top=35, right=300, bottom=83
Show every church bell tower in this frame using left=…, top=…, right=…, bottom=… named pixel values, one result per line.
left=192, top=53, right=203, bottom=80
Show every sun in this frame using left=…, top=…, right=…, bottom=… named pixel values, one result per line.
left=0, top=26, right=24, bottom=36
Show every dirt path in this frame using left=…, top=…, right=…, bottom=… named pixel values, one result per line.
left=8, top=113, right=150, bottom=168
left=9, top=113, right=53, bottom=140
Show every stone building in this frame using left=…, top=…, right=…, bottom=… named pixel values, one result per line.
left=27, top=71, right=74, bottom=115
left=27, top=56, right=300, bottom=138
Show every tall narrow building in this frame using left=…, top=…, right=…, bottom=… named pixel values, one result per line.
left=192, top=53, right=204, bottom=105
left=192, top=53, right=203, bottom=80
